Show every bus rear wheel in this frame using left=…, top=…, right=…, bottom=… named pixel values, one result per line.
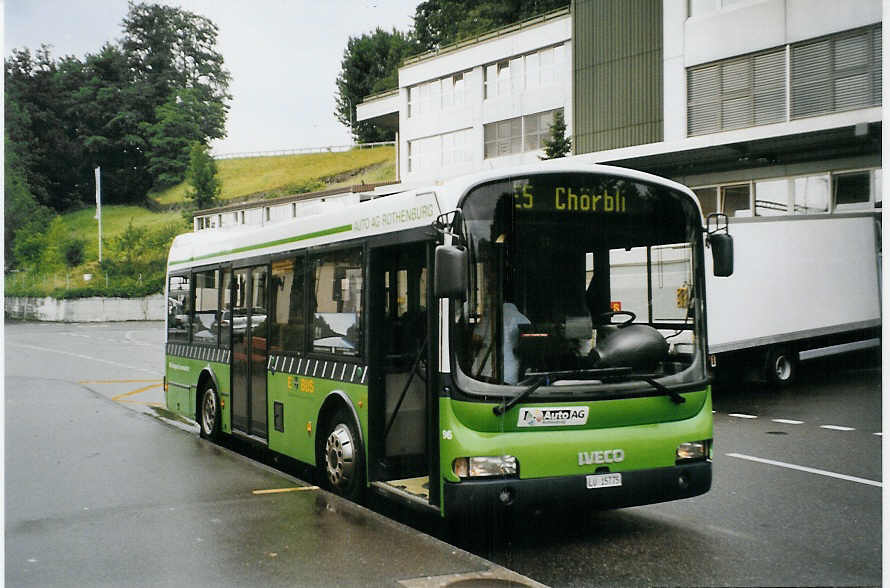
left=320, top=407, right=364, bottom=501
left=199, top=385, right=221, bottom=441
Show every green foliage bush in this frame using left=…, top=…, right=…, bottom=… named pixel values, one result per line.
left=6, top=217, right=182, bottom=300
left=100, top=219, right=181, bottom=279
left=63, top=239, right=86, bottom=268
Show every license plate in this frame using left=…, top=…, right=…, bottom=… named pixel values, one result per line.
left=586, top=473, right=622, bottom=489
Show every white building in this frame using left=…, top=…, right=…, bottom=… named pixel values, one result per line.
left=359, top=0, right=882, bottom=216
left=197, top=0, right=881, bottom=231
left=358, top=8, right=573, bottom=184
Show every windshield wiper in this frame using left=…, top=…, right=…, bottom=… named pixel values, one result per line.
left=600, top=374, right=686, bottom=405
left=492, top=367, right=632, bottom=416
left=642, top=377, right=686, bottom=404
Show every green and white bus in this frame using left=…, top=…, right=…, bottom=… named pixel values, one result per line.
left=164, top=161, right=733, bottom=517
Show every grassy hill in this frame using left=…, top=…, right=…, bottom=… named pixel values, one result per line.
left=7, top=146, right=397, bottom=298
left=151, top=145, right=395, bottom=206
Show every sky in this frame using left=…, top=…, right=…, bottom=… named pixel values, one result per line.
left=4, top=0, right=419, bottom=156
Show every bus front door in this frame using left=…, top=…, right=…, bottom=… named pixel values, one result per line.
left=368, top=241, right=437, bottom=507
left=231, top=265, right=269, bottom=440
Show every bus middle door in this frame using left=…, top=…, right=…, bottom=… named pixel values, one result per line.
left=231, top=265, right=269, bottom=440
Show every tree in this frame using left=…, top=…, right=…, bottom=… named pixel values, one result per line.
left=63, top=239, right=86, bottom=268
left=184, top=142, right=221, bottom=214
left=334, top=28, right=417, bottom=143
left=73, top=44, right=153, bottom=205
left=540, top=109, right=572, bottom=159
left=144, top=88, right=220, bottom=189
left=4, top=140, right=55, bottom=267
left=413, top=0, right=570, bottom=51
left=4, top=2, right=231, bottom=211
left=5, top=46, right=85, bottom=210
left=122, top=2, right=231, bottom=187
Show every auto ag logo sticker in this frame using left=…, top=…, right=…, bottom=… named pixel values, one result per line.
left=517, top=406, right=589, bottom=427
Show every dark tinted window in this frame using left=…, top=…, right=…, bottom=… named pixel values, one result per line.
left=270, top=256, right=306, bottom=354
left=167, top=274, right=191, bottom=343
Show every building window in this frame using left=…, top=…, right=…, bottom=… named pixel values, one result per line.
left=791, top=174, right=830, bottom=214
left=721, top=185, right=751, bottom=217
left=408, top=129, right=470, bottom=173
left=442, top=129, right=471, bottom=166
left=754, top=178, right=789, bottom=216
left=791, top=25, right=882, bottom=119
left=692, top=184, right=750, bottom=217
left=523, top=110, right=557, bottom=151
left=485, top=60, right=512, bottom=99
left=408, top=135, right=440, bottom=173
left=410, top=71, right=469, bottom=117
left=484, top=117, right=522, bottom=158
left=539, top=44, right=563, bottom=87
left=834, top=171, right=871, bottom=208
left=484, top=108, right=562, bottom=159
left=687, top=48, right=785, bottom=136
left=442, top=73, right=466, bottom=108
left=698, top=170, right=878, bottom=218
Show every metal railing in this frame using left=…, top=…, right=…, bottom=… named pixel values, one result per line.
left=212, top=141, right=395, bottom=161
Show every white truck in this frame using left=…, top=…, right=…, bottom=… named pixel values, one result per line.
left=704, top=211, right=881, bottom=385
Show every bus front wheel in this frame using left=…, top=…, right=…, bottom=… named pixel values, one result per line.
left=320, top=408, right=365, bottom=501
left=199, top=385, right=221, bottom=441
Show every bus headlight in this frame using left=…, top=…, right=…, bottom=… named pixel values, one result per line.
left=452, top=455, right=518, bottom=479
left=676, top=441, right=710, bottom=462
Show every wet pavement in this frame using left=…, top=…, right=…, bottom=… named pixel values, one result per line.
left=5, top=322, right=541, bottom=587
left=6, top=321, right=882, bottom=586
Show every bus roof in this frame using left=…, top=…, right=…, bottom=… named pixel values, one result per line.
left=168, top=161, right=700, bottom=272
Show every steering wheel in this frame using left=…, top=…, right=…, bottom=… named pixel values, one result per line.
left=598, top=310, right=636, bottom=328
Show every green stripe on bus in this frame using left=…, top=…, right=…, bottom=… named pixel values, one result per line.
left=168, top=224, right=353, bottom=266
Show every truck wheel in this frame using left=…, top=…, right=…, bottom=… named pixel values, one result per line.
left=319, top=407, right=365, bottom=502
left=199, top=385, right=221, bottom=440
left=766, top=347, right=798, bottom=387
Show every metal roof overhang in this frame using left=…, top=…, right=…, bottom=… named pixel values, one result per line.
left=600, top=122, right=882, bottom=179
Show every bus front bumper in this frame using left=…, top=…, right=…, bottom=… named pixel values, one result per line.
left=443, top=461, right=711, bottom=515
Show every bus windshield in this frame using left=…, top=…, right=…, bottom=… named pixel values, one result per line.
left=453, top=172, right=705, bottom=390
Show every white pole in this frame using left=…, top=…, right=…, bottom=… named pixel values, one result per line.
left=94, top=167, right=102, bottom=263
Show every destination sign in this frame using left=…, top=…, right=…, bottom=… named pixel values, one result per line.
left=512, top=181, right=630, bottom=214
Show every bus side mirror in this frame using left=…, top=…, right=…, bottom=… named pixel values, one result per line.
left=435, top=245, right=467, bottom=300
left=709, top=234, right=734, bottom=277
left=706, top=213, right=734, bottom=277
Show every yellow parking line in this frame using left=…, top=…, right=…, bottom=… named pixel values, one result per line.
left=111, top=383, right=164, bottom=403
left=252, top=486, right=319, bottom=495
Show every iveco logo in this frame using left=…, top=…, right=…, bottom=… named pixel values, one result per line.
left=578, top=449, right=625, bottom=466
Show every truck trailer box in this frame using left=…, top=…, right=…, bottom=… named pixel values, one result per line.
left=705, top=212, right=881, bottom=384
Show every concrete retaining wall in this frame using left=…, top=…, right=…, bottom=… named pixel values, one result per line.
left=5, top=294, right=165, bottom=322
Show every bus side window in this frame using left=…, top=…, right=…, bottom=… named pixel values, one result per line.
left=270, top=255, right=305, bottom=354
left=311, top=247, right=363, bottom=356
left=220, top=269, right=232, bottom=348
left=167, top=274, right=191, bottom=343
left=193, top=270, right=220, bottom=346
